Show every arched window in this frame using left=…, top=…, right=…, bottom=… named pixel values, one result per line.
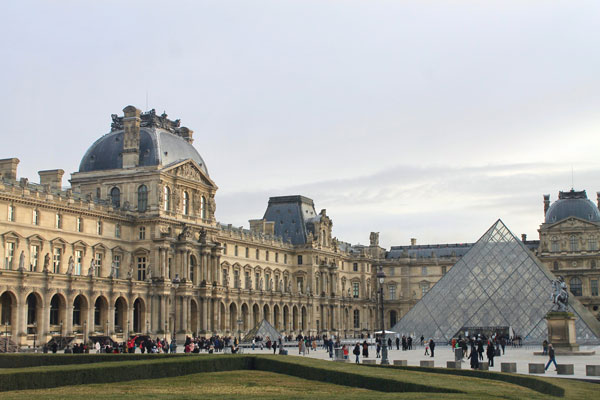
left=569, top=277, right=583, bottom=296
left=110, top=187, right=120, bottom=208
left=164, top=186, right=171, bottom=211
left=183, top=191, right=189, bottom=215
left=353, top=309, right=360, bottom=328
left=137, top=185, right=148, bottom=212
left=201, top=195, right=206, bottom=219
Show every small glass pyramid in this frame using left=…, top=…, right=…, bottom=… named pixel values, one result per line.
left=391, top=219, right=600, bottom=343
left=242, top=319, right=283, bottom=343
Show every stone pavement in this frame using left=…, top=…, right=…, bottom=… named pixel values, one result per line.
left=245, top=344, right=600, bottom=381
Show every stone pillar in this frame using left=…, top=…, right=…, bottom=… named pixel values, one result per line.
left=41, top=293, right=51, bottom=342
left=108, top=305, right=115, bottom=336
left=546, top=311, right=580, bottom=352
left=65, top=295, right=74, bottom=337
left=17, top=291, right=27, bottom=346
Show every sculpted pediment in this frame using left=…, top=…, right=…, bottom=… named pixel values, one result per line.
left=545, top=217, right=600, bottom=231
left=162, top=160, right=217, bottom=188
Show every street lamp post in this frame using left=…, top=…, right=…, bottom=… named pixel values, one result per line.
left=377, top=266, right=389, bottom=365
left=4, top=321, right=8, bottom=352
left=172, top=274, right=180, bottom=343
left=83, top=320, right=86, bottom=345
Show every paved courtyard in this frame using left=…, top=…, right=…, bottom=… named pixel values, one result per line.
left=243, top=343, right=600, bottom=381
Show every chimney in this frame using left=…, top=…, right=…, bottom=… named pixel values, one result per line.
left=521, top=234, right=527, bottom=242
left=543, top=194, right=550, bottom=216
left=0, top=158, right=19, bottom=181
left=38, top=169, right=64, bottom=191
left=178, top=127, right=193, bottom=144
left=122, top=105, right=141, bottom=168
left=410, top=238, right=417, bottom=246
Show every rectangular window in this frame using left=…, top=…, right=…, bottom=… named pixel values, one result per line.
left=222, top=269, right=228, bottom=286
left=265, top=273, right=270, bottom=290
left=75, top=250, right=83, bottom=275
left=389, top=285, right=396, bottom=300
left=591, top=280, right=598, bottom=296
left=55, top=214, right=62, bottom=229
left=77, top=217, right=83, bottom=232
left=95, top=253, right=102, bottom=277
left=297, top=255, right=303, bottom=265
left=421, top=283, right=429, bottom=297
left=284, top=276, right=288, bottom=292
left=284, top=254, right=287, bottom=264
left=442, top=266, right=447, bottom=275
left=234, top=245, right=238, bottom=257
left=589, top=239, right=598, bottom=251
left=552, top=240, right=559, bottom=252
left=233, top=270, right=239, bottom=289
left=53, top=247, right=61, bottom=273
left=113, top=254, right=121, bottom=278
left=275, top=253, right=279, bottom=263
left=30, top=245, right=39, bottom=271
left=255, top=272, right=260, bottom=290
left=168, top=258, right=172, bottom=279
left=353, top=282, right=359, bottom=298
left=353, top=310, right=360, bottom=329
left=353, top=263, right=358, bottom=272
left=32, top=209, right=39, bottom=225
left=275, top=275, right=280, bottom=291
left=256, top=249, right=260, bottom=260
left=137, top=256, right=146, bottom=281
left=570, top=236, right=578, bottom=252
left=297, top=277, right=304, bottom=293
left=8, top=205, right=14, bottom=222
left=245, top=247, right=249, bottom=258
left=139, top=226, right=146, bottom=240
left=97, top=221, right=102, bottom=235
left=115, top=224, right=121, bottom=238
left=245, top=271, right=251, bottom=289
left=5, top=242, right=15, bottom=269
left=422, top=266, right=427, bottom=276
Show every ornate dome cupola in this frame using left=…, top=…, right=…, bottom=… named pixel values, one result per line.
left=78, top=106, right=208, bottom=175
left=544, top=189, right=600, bottom=224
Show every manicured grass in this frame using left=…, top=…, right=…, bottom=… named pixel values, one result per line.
left=0, top=354, right=597, bottom=399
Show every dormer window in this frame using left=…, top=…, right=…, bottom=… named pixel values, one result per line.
left=110, top=187, right=120, bottom=208
left=164, top=186, right=171, bottom=211
left=183, top=191, right=189, bottom=215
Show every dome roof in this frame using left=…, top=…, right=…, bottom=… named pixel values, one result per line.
left=545, top=189, right=600, bottom=223
left=78, top=127, right=208, bottom=175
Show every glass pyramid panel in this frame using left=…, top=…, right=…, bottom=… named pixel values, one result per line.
left=391, top=219, right=600, bottom=343
left=242, top=319, right=282, bottom=343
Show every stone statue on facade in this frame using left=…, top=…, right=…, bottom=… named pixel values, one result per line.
left=551, top=276, right=569, bottom=312
left=18, top=251, right=25, bottom=271
left=199, top=227, right=207, bottom=244
left=259, top=278, right=263, bottom=291
left=108, top=261, right=117, bottom=278
left=127, top=262, right=133, bottom=279
left=370, top=232, right=379, bottom=247
left=146, top=264, right=153, bottom=281
left=43, top=253, right=50, bottom=272
left=66, top=256, right=74, bottom=275
left=208, top=194, right=216, bottom=218
left=88, top=259, right=95, bottom=277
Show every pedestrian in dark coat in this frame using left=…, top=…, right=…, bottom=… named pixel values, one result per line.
left=353, top=343, right=361, bottom=364
left=362, top=341, right=369, bottom=358
left=486, top=342, right=495, bottom=367
left=469, top=348, right=480, bottom=369
left=429, top=339, right=435, bottom=357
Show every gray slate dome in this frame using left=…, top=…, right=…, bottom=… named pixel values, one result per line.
left=545, top=189, right=600, bottom=223
left=79, top=127, right=208, bottom=175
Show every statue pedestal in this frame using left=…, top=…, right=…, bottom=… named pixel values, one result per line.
left=546, top=311, right=579, bottom=353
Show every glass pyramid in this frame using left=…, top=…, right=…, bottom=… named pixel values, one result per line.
left=391, top=219, right=600, bottom=344
left=242, top=319, right=282, bottom=343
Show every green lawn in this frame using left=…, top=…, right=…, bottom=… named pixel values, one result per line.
left=0, top=354, right=597, bottom=399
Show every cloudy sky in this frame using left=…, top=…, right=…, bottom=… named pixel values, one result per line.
left=2, top=1, right=599, bottom=249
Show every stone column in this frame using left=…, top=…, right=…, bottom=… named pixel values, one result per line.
left=65, top=295, right=74, bottom=336
left=17, top=291, right=27, bottom=346
left=108, top=305, right=115, bottom=336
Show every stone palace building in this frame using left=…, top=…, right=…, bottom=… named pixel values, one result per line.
left=0, top=105, right=598, bottom=349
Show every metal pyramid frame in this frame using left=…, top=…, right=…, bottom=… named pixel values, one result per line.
left=242, top=319, right=282, bottom=343
left=391, top=219, right=600, bottom=343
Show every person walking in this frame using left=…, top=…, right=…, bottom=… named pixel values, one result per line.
left=395, top=336, right=400, bottom=350
left=469, top=347, right=479, bottom=369
left=486, top=341, right=495, bottom=367
left=545, top=344, right=558, bottom=372
left=424, top=340, right=430, bottom=356
left=376, top=340, right=381, bottom=358
left=362, top=340, right=369, bottom=359
left=429, top=339, right=435, bottom=357
left=353, top=343, right=360, bottom=364
left=542, top=340, right=548, bottom=355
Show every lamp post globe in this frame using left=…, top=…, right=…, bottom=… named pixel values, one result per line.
left=377, top=266, right=389, bottom=365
